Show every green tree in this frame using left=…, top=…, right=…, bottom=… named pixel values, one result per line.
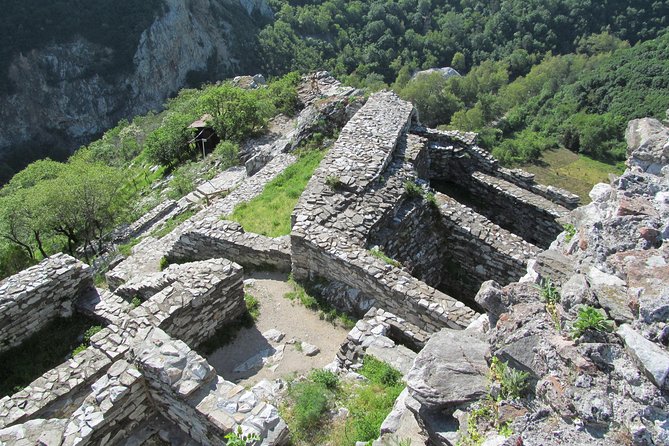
left=399, top=72, right=463, bottom=126
left=451, top=51, right=466, bottom=72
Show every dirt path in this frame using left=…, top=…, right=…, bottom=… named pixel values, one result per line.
left=206, top=271, right=350, bottom=387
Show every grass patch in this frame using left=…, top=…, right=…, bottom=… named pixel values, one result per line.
left=0, top=315, right=102, bottom=397
left=369, top=246, right=401, bottom=268
left=117, top=237, right=141, bottom=257
left=520, top=147, right=623, bottom=203
left=227, top=149, right=326, bottom=237
left=245, top=293, right=260, bottom=320
left=281, top=358, right=404, bottom=445
left=150, top=209, right=196, bottom=239
left=284, top=276, right=356, bottom=329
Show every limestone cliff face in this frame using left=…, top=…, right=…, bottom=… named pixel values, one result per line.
left=0, top=0, right=270, bottom=163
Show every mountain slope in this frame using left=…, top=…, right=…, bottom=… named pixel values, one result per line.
left=0, top=0, right=271, bottom=183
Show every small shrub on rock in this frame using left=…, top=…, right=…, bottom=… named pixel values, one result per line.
left=325, top=174, right=343, bottom=190
left=563, top=223, right=577, bottom=242
left=225, top=426, right=259, bottom=446
left=244, top=293, right=260, bottom=320
left=490, top=357, right=530, bottom=400
left=404, top=180, right=423, bottom=198
left=159, top=256, right=169, bottom=271
left=571, top=305, right=613, bottom=339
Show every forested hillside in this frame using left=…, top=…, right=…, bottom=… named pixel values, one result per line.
left=258, top=0, right=669, bottom=83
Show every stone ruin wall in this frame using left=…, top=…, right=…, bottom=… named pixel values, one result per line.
left=291, top=92, right=478, bottom=332
left=165, top=217, right=292, bottom=273
left=0, top=253, right=94, bottom=354
left=0, top=88, right=587, bottom=446
left=422, top=128, right=577, bottom=247
left=0, top=257, right=286, bottom=445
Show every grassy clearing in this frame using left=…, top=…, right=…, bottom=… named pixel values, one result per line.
left=150, top=209, right=196, bottom=239
left=227, top=149, right=326, bottom=237
left=281, top=357, right=404, bottom=445
left=0, top=315, right=102, bottom=397
left=520, top=147, right=623, bottom=203
left=284, top=276, right=356, bottom=329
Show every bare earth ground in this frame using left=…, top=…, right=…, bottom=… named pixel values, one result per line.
left=207, top=271, right=350, bottom=387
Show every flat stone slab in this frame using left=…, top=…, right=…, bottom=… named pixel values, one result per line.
left=618, top=324, right=669, bottom=390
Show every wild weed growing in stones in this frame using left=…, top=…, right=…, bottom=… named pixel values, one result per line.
left=404, top=180, right=423, bottom=198
left=563, top=223, right=577, bottom=242
left=490, top=357, right=530, bottom=400
left=571, top=305, right=613, bottom=339
left=244, top=293, right=260, bottom=320
left=325, top=175, right=343, bottom=190
left=224, top=426, right=259, bottom=446
left=537, top=277, right=561, bottom=330
left=310, top=369, right=339, bottom=390
left=369, top=246, right=401, bottom=267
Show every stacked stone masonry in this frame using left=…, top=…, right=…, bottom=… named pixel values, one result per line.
left=292, top=92, right=479, bottom=331
left=420, top=127, right=576, bottom=247
left=0, top=253, right=93, bottom=353
left=0, top=258, right=287, bottom=445
left=166, top=217, right=291, bottom=272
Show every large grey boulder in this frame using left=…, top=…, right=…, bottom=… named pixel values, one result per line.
left=618, top=324, right=669, bottom=390
left=412, top=67, right=461, bottom=80
left=406, top=328, right=489, bottom=410
left=625, top=118, right=669, bottom=175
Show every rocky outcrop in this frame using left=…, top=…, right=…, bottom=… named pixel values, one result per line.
left=0, top=0, right=271, bottom=176
left=406, top=115, right=669, bottom=445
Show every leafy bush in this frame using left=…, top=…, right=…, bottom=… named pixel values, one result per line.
left=144, top=112, right=197, bottom=167
left=290, top=381, right=331, bottom=435
left=167, top=164, right=197, bottom=199
left=490, top=357, right=530, bottom=400
left=197, top=83, right=274, bottom=142
left=131, top=296, right=142, bottom=308
left=360, top=355, right=402, bottom=387
left=310, top=369, right=339, bottom=390
left=214, top=141, right=240, bottom=170
left=571, top=305, right=614, bottom=339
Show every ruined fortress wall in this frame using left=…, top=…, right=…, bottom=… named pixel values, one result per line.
left=291, top=234, right=475, bottom=331
left=0, top=347, right=112, bottom=429
left=369, top=201, right=446, bottom=289
left=133, top=329, right=287, bottom=446
left=436, top=193, right=541, bottom=296
left=166, top=218, right=291, bottom=272
left=126, top=259, right=246, bottom=349
left=424, top=129, right=575, bottom=247
left=63, top=360, right=156, bottom=446
left=465, top=172, right=566, bottom=246
left=0, top=253, right=93, bottom=353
